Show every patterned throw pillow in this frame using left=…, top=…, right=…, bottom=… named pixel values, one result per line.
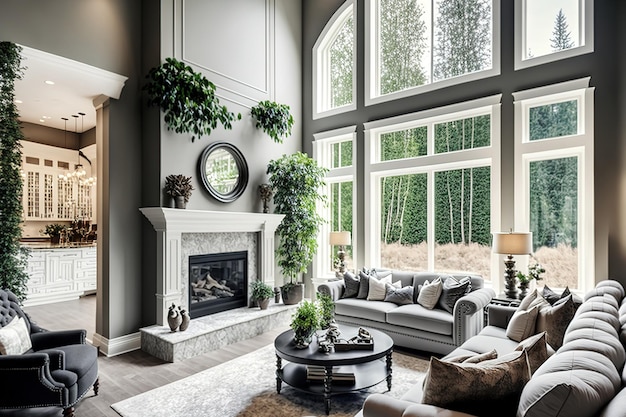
left=384, top=285, right=414, bottom=305
left=536, top=294, right=577, bottom=349
left=0, top=316, right=32, bottom=355
left=446, top=349, right=498, bottom=364
left=417, top=278, right=443, bottom=309
left=515, top=331, right=549, bottom=374
left=341, top=271, right=360, bottom=299
left=422, top=350, right=531, bottom=417
left=437, top=276, right=472, bottom=313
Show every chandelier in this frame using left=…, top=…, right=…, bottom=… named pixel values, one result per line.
left=58, top=113, right=96, bottom=187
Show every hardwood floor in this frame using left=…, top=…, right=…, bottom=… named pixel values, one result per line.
left=20, top=296, right=289, bottom=417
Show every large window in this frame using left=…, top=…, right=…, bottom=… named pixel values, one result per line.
left=515, top=0, right=594, bottom=69
left=514, top=78, right=594, bottom=294
left=313, top=1, right=356, bottom=119
left=313, top=126, right=356, bottom=278
left=366, top=0, right=500, bottom=105
left=365, top=96, right=501, bottom=282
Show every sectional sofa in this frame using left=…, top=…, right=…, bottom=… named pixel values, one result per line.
left=358, top=279, right=626, bottom=417
left=319, top=269, right=495, bottom=355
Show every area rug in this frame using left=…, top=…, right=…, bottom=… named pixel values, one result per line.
left=111, top=344, right=430, bottom=417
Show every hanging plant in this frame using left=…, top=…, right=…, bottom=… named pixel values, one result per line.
left=0, top=42, right=30, bottom=301
left=144, top=57, right=241, bottom=141
left=251, top=100, right=294, bottom=143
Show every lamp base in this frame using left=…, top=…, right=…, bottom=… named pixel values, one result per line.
left=504, top=255, right=518, bottom=300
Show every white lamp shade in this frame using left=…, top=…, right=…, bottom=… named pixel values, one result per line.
left=329, top=231, right=351, bottom=246
left=492, top=232, right=533, bottom=255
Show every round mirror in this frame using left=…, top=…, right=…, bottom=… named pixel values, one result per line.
left=199, top=142, right=248, bottom=203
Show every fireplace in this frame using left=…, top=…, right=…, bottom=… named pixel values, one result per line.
left=188, top=250, right=248, bottom=318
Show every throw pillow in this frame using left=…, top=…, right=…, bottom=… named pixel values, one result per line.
left=341, top=271, right=360, bottom=299
left=422, top=351, right=531, bottom=417
left=0, top=316, right=32, bottom=355
left=367, top=275, right=391, bottom=301
left=417, top=278, right=443, bottom=309
left=384, top=285, right=414, bottom=305
left=536, top=294, right=577, bottom=350
left=446, top=349, right=498, bottom=364
left=356, top=271, right=371, bottom=299
left=515, top=331, right=548, bottom=374
left=506, top=305, right=540, bottom=342
left=542, top=285, right=572, bottom=305
left=437, top=276, right=472, bottom=313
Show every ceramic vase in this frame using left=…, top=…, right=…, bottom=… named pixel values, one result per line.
left=293, top=328, right=315, bottom=349
left=179, top=308, right=190, bottom=331
left=167, top=303, right=182, bottom=331
left=174, top=196, right=186, bottom=209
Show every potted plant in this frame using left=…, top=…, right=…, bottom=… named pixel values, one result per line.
left=44, top=223, right=66, bottom=244
left=144, top=57, right=241, bottom=142
left=251, top=100, right=294, bottom=144
left=164, top=174, right=194, bottom=208
left=516, top=262, right=545, bottom=300
left=267, top=153, right=328, bottom=304
left=0, top=42, right=29, bottom=300
left=317, top=292, right=335, bottom=329
left=290, top=300, right=320, bottom=348
left=250, top=280, right=274, bottom=310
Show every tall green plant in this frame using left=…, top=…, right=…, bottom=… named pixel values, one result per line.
left=144, top=57, right=241, bottom=141
left=267, top=153, right=328, bottom=284
left=0, top=42, right=29, bottom=300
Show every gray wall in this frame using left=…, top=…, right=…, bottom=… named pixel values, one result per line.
left=301, top=1, right=626, bottom=287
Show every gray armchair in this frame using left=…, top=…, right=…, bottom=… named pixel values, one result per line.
left=0, top=289, right=99, bottom=417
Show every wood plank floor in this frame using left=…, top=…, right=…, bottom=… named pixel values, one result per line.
left=20, top=296, right=289, bottom=417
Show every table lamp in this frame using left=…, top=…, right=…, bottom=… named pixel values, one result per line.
left=492, top=231, right=533, bottom=299
left=329, top=231, right=351, bottom=274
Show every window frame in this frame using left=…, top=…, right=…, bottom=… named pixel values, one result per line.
left=513, top=77, right=594, bottom=294
left=514, top=0, right=594, bottom=70
left=364, top=95, right=502, bottom=288
left=312, top=0, right=357, bottom=120
left=364, top=0, right=501, bottom=107
left=313, top=126, right=358, bottom=278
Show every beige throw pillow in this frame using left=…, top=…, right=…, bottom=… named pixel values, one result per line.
left=446, top=349, right=498, bottom=364
left=0, top=316, right=32, bottom=355
left=506, top=305, right=540, bottom=342
left=515, top=331, right=549, bottom=374
left=367, top=275, right=392, bottom=301
left=417, top=278, right=443, bottom=309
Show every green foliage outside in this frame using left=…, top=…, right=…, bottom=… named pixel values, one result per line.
left=434, top=115, right=491, bottom=153
left=381, top=127, right=427, bottom=161
left=329, top=14, right=354, bottom=108
left=332, top=140, right=352, bottom=168
left=529, top=100, right=577, bottom=141
left=0, top=42, right=29, bottom=300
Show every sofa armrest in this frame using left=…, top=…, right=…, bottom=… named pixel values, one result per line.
left=486, top=304, right=518, bottom=329
left=362, top=394, right=478, bottom=417
left=31, top=329, right=86, bottom=351
left=318, top=280, right=345, bottom=301
left=453, top=287, right=495, bottom=345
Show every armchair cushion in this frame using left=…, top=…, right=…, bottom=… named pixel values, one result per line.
left=31, top=329, right=86, bottom=351
left=0, top=316, right=32, bottom=355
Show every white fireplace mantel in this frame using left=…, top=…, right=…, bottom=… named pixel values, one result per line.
left=140, top=208, right=284, bottom=325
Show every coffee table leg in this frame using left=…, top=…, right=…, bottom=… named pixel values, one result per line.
left=386, top=351, right=393, bottom=391
left=324, top=366, right=332, bottom=415
left=276, top=355, right=282, bottom=394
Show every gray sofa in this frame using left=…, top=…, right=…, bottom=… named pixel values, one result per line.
left=358, top=279, right=626, bottom=417
left=319, top=269, right=495, bottom=355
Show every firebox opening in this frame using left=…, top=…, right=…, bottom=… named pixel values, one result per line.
left=188, top=250, right=248, bottom=319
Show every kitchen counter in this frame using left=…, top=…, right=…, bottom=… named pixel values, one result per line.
left=21, top=241, right=97, bottom=250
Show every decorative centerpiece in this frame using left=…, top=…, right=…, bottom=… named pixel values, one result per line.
left=250, top=280, right=274, bottom=310
left=43, top=223, right=66, bottom=244
left=259, top=183, right=273, bottom=213
left=516, top=262, right=545, bottom=300
left=167, top=303, right=190, bottom=332
left=164, top=174, right=194, bottom=209
left=290, top=300, right=320, bottom=349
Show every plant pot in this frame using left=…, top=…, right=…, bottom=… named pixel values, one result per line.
left=174, top=196, right=187, bottom=209
left=281, top=283, right=304, bottom=305
left=258, top=298, right=270, bottom=310
left=50, top=234, right=60, bottom=244
left=518, top=281, right=529, bottom=300
left=293, top=328, right=315, bottom=349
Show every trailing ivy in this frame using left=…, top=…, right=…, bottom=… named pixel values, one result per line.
left=0, top=42, right=29, bottom=300
left=251, top=100, right=294, bottom=144
left=144, top=57, right=241, bottom=141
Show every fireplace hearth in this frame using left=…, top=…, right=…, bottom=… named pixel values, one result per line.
left=189, top=251, right=247, bottom=318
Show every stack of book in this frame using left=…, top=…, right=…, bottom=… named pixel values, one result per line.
left=306, top=365, right=356, bottom=384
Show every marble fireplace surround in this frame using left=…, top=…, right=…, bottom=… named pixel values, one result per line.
left=140, top=208, right=284, bottom=325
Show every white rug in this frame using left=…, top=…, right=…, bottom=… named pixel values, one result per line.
left=111, top=344, right=429, bottom=417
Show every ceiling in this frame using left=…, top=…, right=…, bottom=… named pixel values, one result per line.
left=13, top=46, right=127, bottom=133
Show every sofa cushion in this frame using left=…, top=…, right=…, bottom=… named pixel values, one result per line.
left=386, top=304, right=453, bottom=335
left=575, top=301, right=620, bottom=331
left=457, top=332, right=520, bottom=357
left=542, top=285, right=569, bottom=305
left=561, top=327, right=626, bottom=371
left=341, top=271, right=360, bottom=299
left=357, top=271, right=371, bottom=299
left=518, top=350, right=620, bottom=417
left=384, top=285, right=414, bottom=306
left=515, top=332, right=548, bottom=374
left=0, top=316, right=32, bottom=355
left=367, top=275, right=392, bottom=301
left=585, top=286, right=624, bottom=305
left=446, top=349, right=497, bottom=364
left=536, top=294, right=577, bottom=350
left=417, top=278, right=443, bottom=309
left=437, top=276, right=471, bottom=314
left=422, top=350, right=531, bottom=417
left=506, top=305, right=540, bottom=342
left=335, top=298, right=396, bottom=323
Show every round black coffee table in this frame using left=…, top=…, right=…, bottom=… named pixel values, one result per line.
left=274, top=325, right=393, bottom=415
